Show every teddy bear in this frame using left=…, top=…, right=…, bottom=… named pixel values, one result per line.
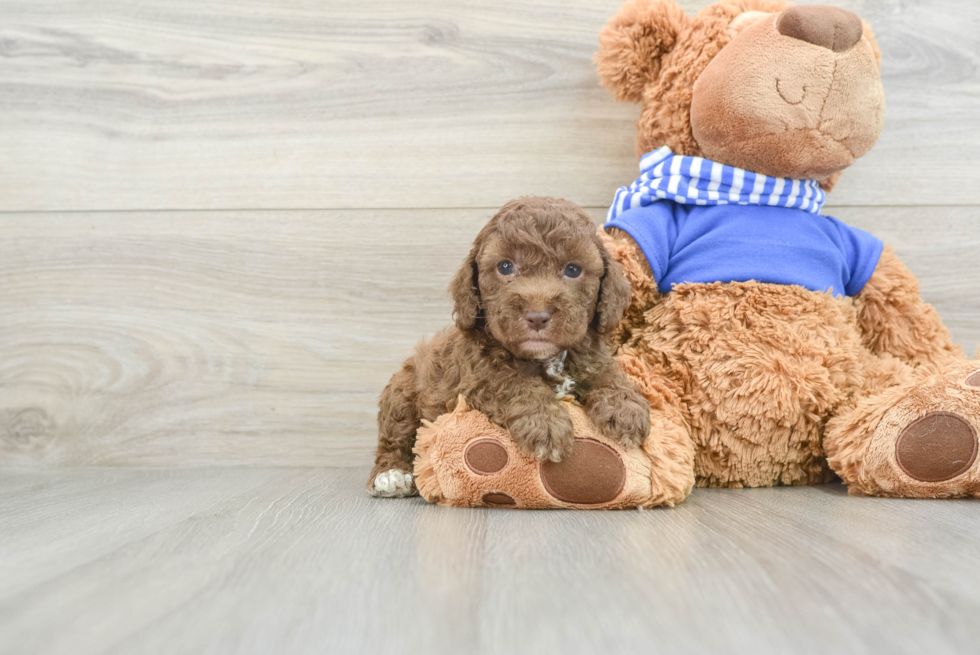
left=409, top=0, right=980, bottom=508
left=594, top=0, right=980, bottom=499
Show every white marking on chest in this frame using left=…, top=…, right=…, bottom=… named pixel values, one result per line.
left=544, top=351, right=575, bottom=399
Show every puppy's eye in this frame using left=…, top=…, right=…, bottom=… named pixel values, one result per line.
left=563, top=264, right=582, bottom=278
left=497, top=261, right=515, bottom=276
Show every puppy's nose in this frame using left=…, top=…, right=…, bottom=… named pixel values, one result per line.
left=776, top=5, right=863, bottom=53
left=525, top=311, right=551, bottom=332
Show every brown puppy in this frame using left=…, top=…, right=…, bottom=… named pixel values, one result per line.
left=369, top=196, right=651, bottom=497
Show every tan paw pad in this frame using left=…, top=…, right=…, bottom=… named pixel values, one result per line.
left=464, top=439, right=509, bottom=475
left=895, top=411, right=978, bottom=482
left=482, top=492, right=516, bottom=506
left=540, top=438, right=626, bottom=504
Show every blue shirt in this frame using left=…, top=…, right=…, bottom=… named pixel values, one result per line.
left=605, top=202, right=884, bottom=297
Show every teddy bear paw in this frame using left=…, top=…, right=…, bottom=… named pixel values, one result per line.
left=850, top=364, right=980, bottom=497
left=894, top=411, right=977, bottom=484
left=370, top=469, right=418, bottom=498
left=455, top=435, right=627, bottom=508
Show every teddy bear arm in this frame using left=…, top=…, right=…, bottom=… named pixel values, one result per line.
left=853, top=245, right=964, bottom=369
left=599, top=227, right=663, bottom=345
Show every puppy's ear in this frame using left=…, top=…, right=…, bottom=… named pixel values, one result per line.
left=449, top=247, right=481, bottom=330
left=595, top=0, right=687, bottom=103
left=594, top=246, right=632, bottom=335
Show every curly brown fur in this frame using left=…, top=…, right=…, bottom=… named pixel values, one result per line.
left=598, top=226, right=658, bottom=347
left=369, top=197, right=649, bottom=488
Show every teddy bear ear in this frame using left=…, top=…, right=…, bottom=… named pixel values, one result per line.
left=861, top=20, right=882, bottom=68
left=595, top=0, right=688, bottom=103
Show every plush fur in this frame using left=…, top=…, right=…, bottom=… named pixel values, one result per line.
left=368, top=197, right=651, bottom=494
left=595, top=0, right=980, bottom=498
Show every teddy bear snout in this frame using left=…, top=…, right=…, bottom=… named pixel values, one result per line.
left=687, top=2, right=883, bottom=181
left=776, top=5, right=863, bottom=53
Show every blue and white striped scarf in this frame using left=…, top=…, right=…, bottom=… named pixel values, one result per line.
left=607, top=146, right=827, bottom=223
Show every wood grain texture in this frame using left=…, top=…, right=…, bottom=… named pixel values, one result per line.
left=0, top=0, right=978, bottom=211
left=0, top=206, right=977, bottom=467
left=2, top=468, right=980, bottom=655
left=0, top=209, right=485, bottom=467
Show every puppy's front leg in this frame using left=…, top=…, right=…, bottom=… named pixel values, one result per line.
left=498, top=379, right=575, bottom=462
left=368, top=359, right=421, bottom=497
left=584, top=364, right=651, bottom=448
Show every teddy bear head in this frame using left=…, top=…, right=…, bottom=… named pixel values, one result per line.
left=596, top=0, right=885, bottom=188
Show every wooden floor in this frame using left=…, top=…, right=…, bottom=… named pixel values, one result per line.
left=1, top=467, right=980, bottom=655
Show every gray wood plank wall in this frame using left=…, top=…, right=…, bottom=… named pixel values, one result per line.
left=2, top=0, right=978, bottom=467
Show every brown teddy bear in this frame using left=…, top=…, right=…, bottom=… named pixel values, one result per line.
left=409, top=0, right=980, bottom=508
left=595, top=0, right=980, bottom=499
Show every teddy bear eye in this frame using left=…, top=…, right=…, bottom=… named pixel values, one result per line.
left=497, top=261, right=515, bottom=275
left=563, top=264, right=582, bottom=278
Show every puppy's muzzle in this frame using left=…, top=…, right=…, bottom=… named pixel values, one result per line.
left=525, top=311, right=552, bottom=332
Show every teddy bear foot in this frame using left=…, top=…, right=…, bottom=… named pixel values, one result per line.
left=414, top=407, right=633, bottom=508
left=830, top=362, right=980, bottom=498
left=412, top=396, right=694, bottom=509
left=894, top=411, right=977, bottom=484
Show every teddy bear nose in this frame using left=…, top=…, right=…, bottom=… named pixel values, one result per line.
left=525, top=311, right=551, bottom=332
left=776, top=5, right=864, bottom=53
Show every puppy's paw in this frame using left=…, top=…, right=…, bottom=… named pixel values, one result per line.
left=508, top=408, right=575, bottom=462
left=370, top=469, right=418, bottom=498
left=587, top=393, right=651, bottom=448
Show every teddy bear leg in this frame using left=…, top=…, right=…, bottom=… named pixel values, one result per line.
left=826, top=356, right=980, bottom=498
left=617, top=350, right=695, bottom=505
left=414, top=395, right=694, bottom=509
left=598, top=227, right=662, bottom=345
left=639, top=405, right=696, bottom=507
